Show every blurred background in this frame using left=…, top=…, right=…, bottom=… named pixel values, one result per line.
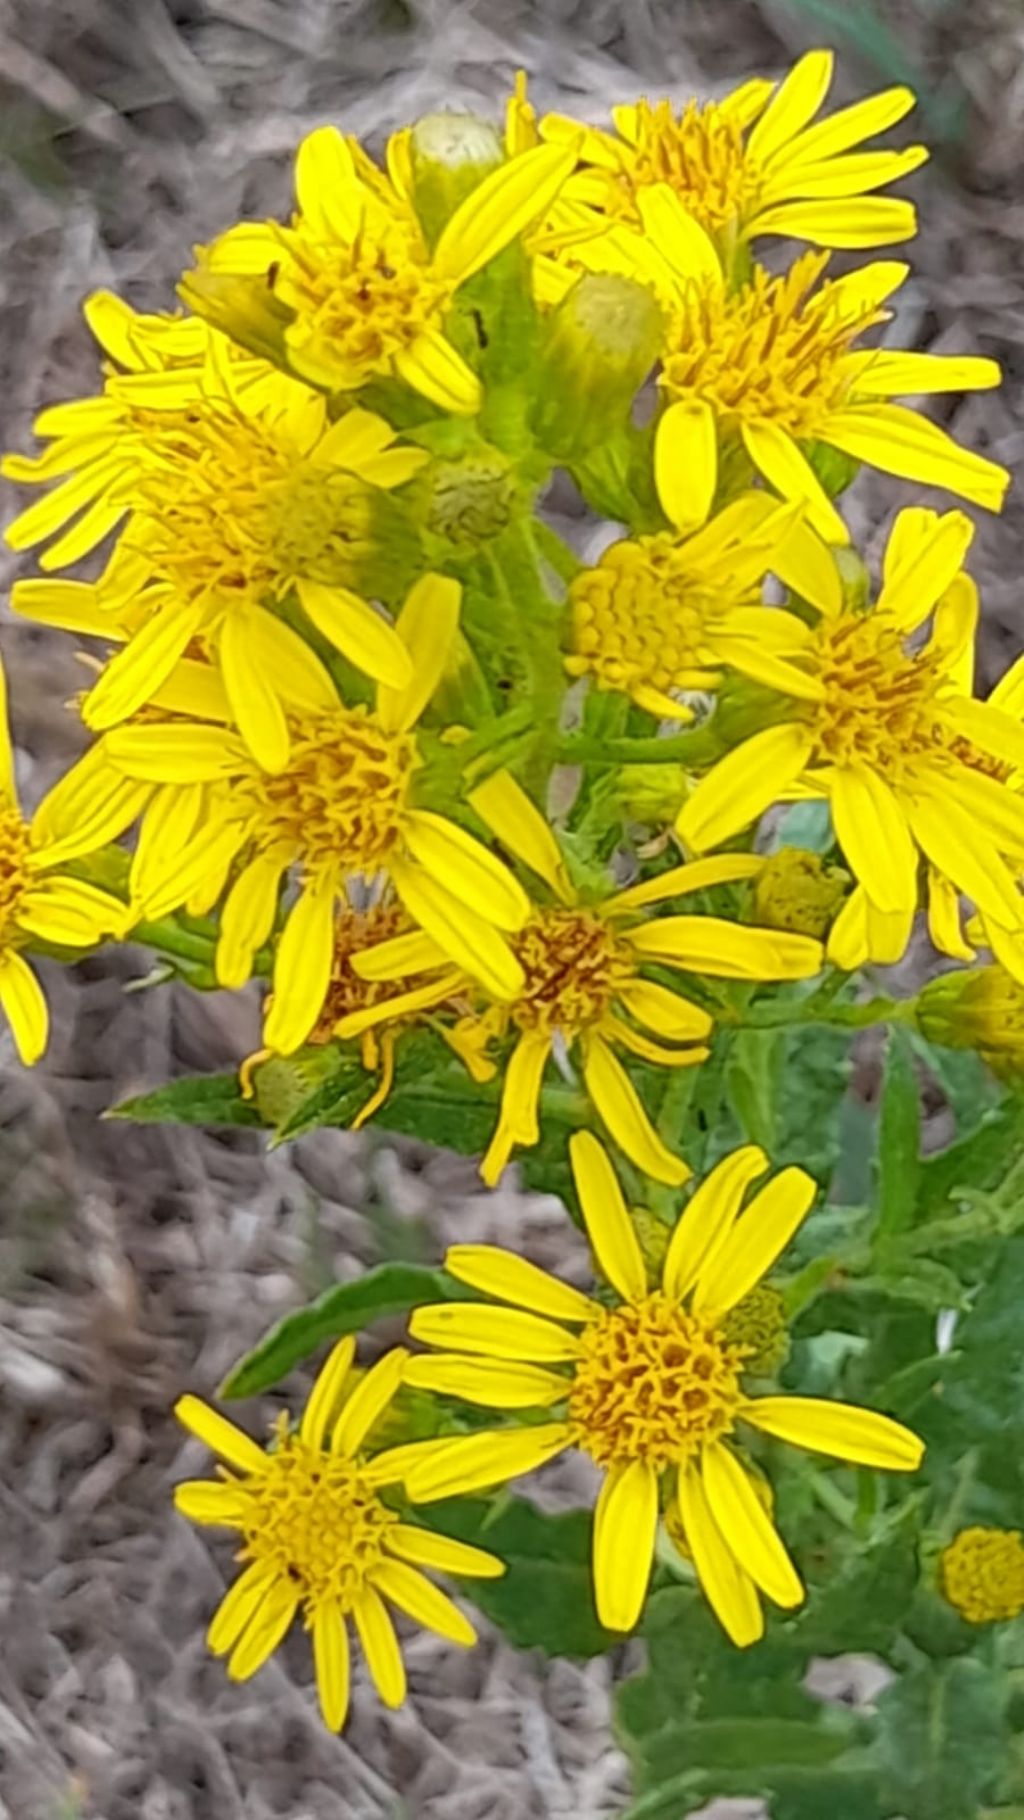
left=0, top=2, right=1020, bottom=1815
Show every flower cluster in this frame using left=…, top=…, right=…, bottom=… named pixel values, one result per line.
left=4, top=49, right=1020, bottom=1730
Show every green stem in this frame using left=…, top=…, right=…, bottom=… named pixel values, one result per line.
left=557, top=731, right=714, bottom=766
left=724, top=994, right=911, bottom=1033
left=132, top=917, right=218, bottom=966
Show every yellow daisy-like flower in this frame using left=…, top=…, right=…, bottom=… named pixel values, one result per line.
left=939, top=1526, right=1024, bottom=1625
left=541, top=49, right=927, bottom=254
left=13, top=354, right=428, bottom=772
left=3, top=292, right=282, bottom=572
left=80, top=583, right=529, bottom=1049
left=0, top=656, right=128, bottom=1063
left=334, top=770, right=823, bottom=1186
left=174, top=1341, right=504, bottom=1731
left=186, top=127, right=577, bottom=413
left=392, top=1133, right=923, bottom=1642
left=565, top=402, right=839, bottom=717
left=677, top=509, right=1024, bottom=965
left=581, top=190, right=1004, bottom=543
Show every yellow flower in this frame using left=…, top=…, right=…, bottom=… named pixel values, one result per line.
left=391, top=1134, right=923, bottom=1642
left=174, top=1341, right=504, bottom=1731
left=3, top=292, right=281, bottom=572
left=186, top=127, right=578, bottom=412
left=10, top=329, right=428, bottom=771
left=0, top=656, right=128, bottom=1063
left=541, top=49, right=927, bottom=254
left=677, top=509, right=1024, bottom=967
left=333, top=770, right=823, bottom=1185
left=53, top=585, right=531, bottom=1050
left=916, top=963, right=1024, bottom=1081
left=576, top=195, right=1004, bottom=542
left=940, top=1526, right=1024, bottom=1625
left=565, top=402, right=840, bottom=717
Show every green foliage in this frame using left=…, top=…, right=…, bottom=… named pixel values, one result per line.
left=109, top=1072, right=263, bottom=1128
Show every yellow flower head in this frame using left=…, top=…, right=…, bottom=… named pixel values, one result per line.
left=174, top=1340, right=504, bottom=1731
left=0, top=656, right=128, bottom=1065
left=566, top=403, right=840, bottom=716
left=752, top=848, right=849, bottom=941
left=51, top=585, right=530, bottom=1052
left=940, top=1526, right=1024, bottom=1625
left=916, top=963, right=1024, bottom=1081
left=394, top=1134, right=923, bottom=1642
left=677, top=509, right=1024, bottom=971
left=13, top=359, right=428, bottom=773
left=541, top=50, right=927, bottom=257
left=186, top=127, right=577, bottom=412
left=334, top=770, right=823, bottom=1186
left=3, top=293, right=280, bottom=574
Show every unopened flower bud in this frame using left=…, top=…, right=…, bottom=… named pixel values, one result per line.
left=753, top=848, right=848, bottom=940
left=916, top=964, right=1024, bottom=1078
left=531, top=273, right=665, bottom=459
left=940, top=1526, right=1024, bottom=1624
left=720, top=1284, right=790, bottom=1378
left=410, top=113, right=505, bottom=244
left=413, top=447, right=518, bottom=547
left=616, top=762, right=689, bottom=826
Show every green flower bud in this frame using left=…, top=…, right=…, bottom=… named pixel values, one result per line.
left=720, top=1283, right=790, bottom=1378
left=410, top=113, right=505, bottom=246
left=615, top=762, right=688, bottom=826
left=753, top=848, right=848, bottom=940
left=412, top=446, right=518, bottom=547
left=530, top=273, right=665, bottom=459
left=916, top=965, right=1024, bottom=1079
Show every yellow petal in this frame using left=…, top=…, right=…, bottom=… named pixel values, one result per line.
left=743, top=1395, right=924, bottom=1470
left=829, top=764, right=918, bottom=916
left=245, top=606, right=338, bottom=713
left=443, top=1243, right=598, bottom=1322
left=876, top=506, right=974, bottom=628
left=295, top=125, right=363, bottom=242
left=174, top=1394, right=268, bottom=1475
left=750, top=49, right=834, bottom=162
left=926, top=871, right=973, bottom=964
left=392, top=329, right=482, bottom=415
left=105, top=723, right=245, bottom=783
left=861, top=351, right=1000, bottom=399
left=583, top=1035, right=690, bottom=1187
left=408, top=1302, right=582, bottom=1363
left=675, top=1467, right=764, bottom=1648
left=403, top=1424, right=572, bottom=1502
left=216, top=856, right=283, bottom=993
left=608, top=854, right=764, bottom=915
left=371, top=1560, right=476, bottom=1646
left=389, top=854, right=525, bottom=1001
left=629, top=914, right=823, bottom=981
left=615, top=980, right=713, bottom=1043
left=207, top=1561, right=278, bottom=1656
left=676, top=722, right=814, bottom=852
left=219, top=611, right=291, bottom=774
left=299, top=1336, right=358, bottom=1451
left=662, top=1145, right=769, bottom=1302
left=263, top=880, right=336, bottom=1055
left=83, top=602, right=206, bottom=731
left=821, top=403, right=1009, bottom=513
left=741, top=420, right=849, bottom=545
left=569, top=1129, right=647, bottom=1302
left=294, top=577, right=413, bottom=688
left=906, top=789, right=1024, bottom=929
left=750, top=197, right=917, bottom=248
left=432, top=142, right=579, bottom=284
left=352, top=1587, right=407, bottom=1707
left=351, top=927, right=450, bottom=980
left=173, top=1480, right=250, bottom=1527
left=701, top=1444, right=803, bottom=1608
left=334, top=974, right=460, bottom=1042
left=636, top=184, right=721, bottom=288
left=480, top=1027, right=552, bottom=1186
left=403, top=1352, right=570, bottom=1407
left=692, top=1166, right=816, bottom=1316
left=386, top=1523, right=505, bottom=1579
left=654, top=399, right=717, bottom=535
left=468, top=770, right=574, bottom=902
left=376, top=572, right=461, bottom=734
left=401, top=809, right=530, bottom=933
left=783, top=84, right=916, bottom=165
left=331, top=1347, right=408, bottom=1457
left=313, top=1600, right=351, bottom=1732
left=0, top=951, right=48, bottom=1065
left=592, top=1460, right=658, bottom=1632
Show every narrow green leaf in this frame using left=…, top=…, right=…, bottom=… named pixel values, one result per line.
left=220, top=1263, right=464, bottom=1398
left=873, top=1027, right=920, bottom=1257
left=107, top=1072, right=263, bottom=1129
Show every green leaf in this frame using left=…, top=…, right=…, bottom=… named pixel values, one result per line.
left=419, top=1494, right=619, bottom=1658
left=108, top=1072, right=263, bottom=1129
left=875, top=1658, right=1008, bottom=1820
left=917, top=1098, right=1024, bottom=1218
left=873, top=1026, right=920, bottom=1259
left=220, top=1263, right=464, bottom=1398
left=726, top=1027, right=779, bottom=1152
left=788, top=1498, right=922, bottom=1656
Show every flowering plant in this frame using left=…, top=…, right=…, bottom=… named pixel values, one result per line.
left=6, top=51, right=1024, bottom=1813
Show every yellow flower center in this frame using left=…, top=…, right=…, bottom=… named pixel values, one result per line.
left=569, top=1293, right=745, bottom=1468
left=133, top=406, right=375, bottom=609
left=809, top=611, right=947, bottom=775
left=236, top=1419, right=395, bottom=1612
left=662, top=252, right=873, bottom=437
left=277, top=216, right=452, bottom=383
left=613, top=100, right=762, bottom=236
left=0, top=803, right=32, bottom=943
left=310, top=903, right=416, bottom=1041
left=567, top=535, right=748, bottom=699
left=509, top=908, right=634, bottom=1036
left=940, top=1525, right=1024, bottom=1625
left=242, top=706, right=416, bottom=879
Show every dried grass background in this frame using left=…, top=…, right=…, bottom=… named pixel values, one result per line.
left=0, top=2, right=1021, bottom=1815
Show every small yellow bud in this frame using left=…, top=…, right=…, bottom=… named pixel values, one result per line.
left=940, top=1526, right=1024, bottom=1624
left=916, top=965, right=1024, bottom=1079
left=753, top=847, right=848, bottom=940
left=616, top=763, right=689, bottom=825
left=720, top=1284, right=790, bottom=1378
